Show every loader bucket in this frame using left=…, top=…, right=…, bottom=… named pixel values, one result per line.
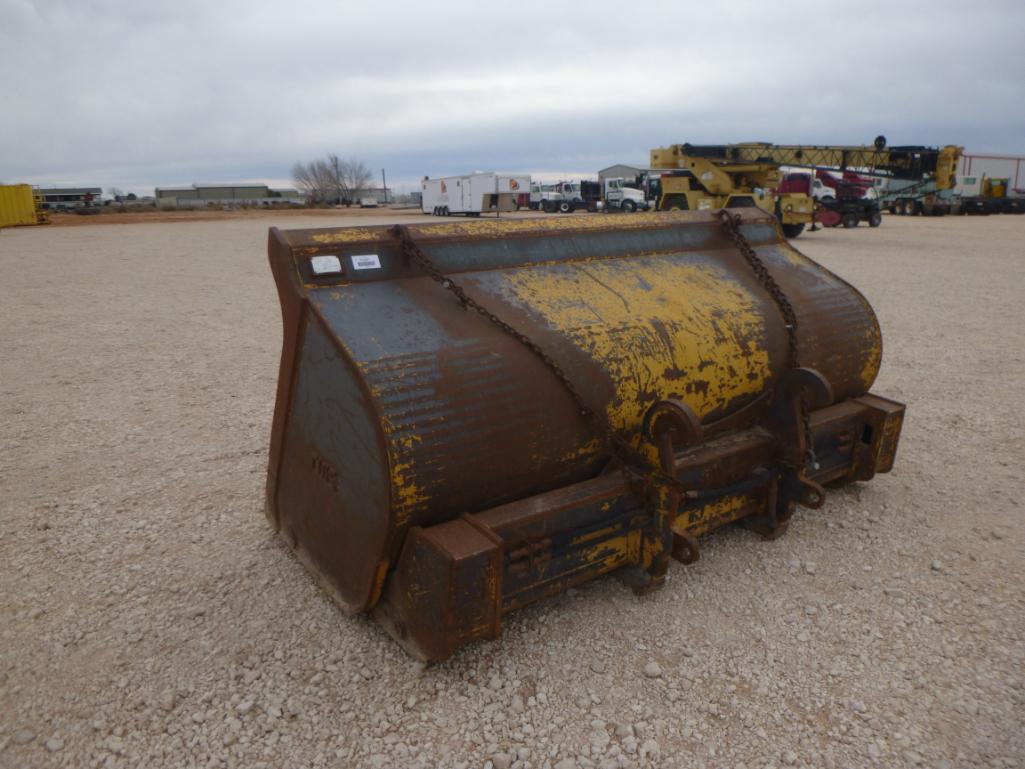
left=266, top=210, right=904, bottom=661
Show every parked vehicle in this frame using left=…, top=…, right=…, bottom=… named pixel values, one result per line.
left=879, top=179, right=954, bottom=216
left=953, top=175, right=1023, bottom=215
left=881, top=173, right=1023, bottom=216
left=778, top=172, right=882, bottom=228
left=541, top=178, right=649, bottom=213
left=530, top=181, right=561, bottom=211
left=421, top=173, right=530, bottom=216
left=650, top=140, right=962, bottom=237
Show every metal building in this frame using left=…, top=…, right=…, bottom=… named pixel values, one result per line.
left=598, top=164, right=644, bottom=187
left=35, top=187, right=102, bottom=210
left=154, top=184, right=302, bottom=207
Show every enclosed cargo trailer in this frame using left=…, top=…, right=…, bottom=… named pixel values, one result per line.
left=421, top=173, right=529, bottom=216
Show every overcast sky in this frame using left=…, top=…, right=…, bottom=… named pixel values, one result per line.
left=2, top=0, right=1023, bottom=195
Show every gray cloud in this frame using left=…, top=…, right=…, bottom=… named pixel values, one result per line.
left=2, top=0, right=1023, bottom=194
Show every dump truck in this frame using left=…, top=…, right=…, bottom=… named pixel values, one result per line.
left=422, top=173, right=530, bottom=216
left=265, top=210, right=905, bottom=661
left=650, top=139, right=963, bottom=237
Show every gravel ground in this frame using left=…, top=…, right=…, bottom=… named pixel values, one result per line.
left=1, top=213, right=1023, bottom=769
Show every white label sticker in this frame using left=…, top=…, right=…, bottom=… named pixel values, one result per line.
left=310, top=255, right=342, bottom=275
left=351, top=254, right=381, bottom=270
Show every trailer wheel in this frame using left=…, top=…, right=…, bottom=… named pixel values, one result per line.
left=780, top=222, right=805, bottom=238
left=908, top=201, right=920, bottom=216
left=868, top=211, right=882, bottom=227
left=621, top=200, right=637, bottom=213
left=842, top=212, right=859, bottom=228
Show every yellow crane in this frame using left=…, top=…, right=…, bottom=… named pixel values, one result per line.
left=649, top=139, right=963, bottom=237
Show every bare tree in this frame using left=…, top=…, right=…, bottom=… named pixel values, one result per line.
left=108, top=187, right=125, bottom=201
left=294, top=155, right=373, bottom=206
left=291, top=159, right=336, bottom=203
left=339, top=158, right=373, bottom=206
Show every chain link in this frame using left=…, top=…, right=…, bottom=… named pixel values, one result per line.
left=715, top=210, right=817, bottom=470
left=388, top=224, right=687, bottom=493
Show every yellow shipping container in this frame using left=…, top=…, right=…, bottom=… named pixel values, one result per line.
left=0, top=184, right=43, bottom=227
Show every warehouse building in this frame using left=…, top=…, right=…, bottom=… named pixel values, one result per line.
left=154, top=184, right=302, bottom=208
left=36, top=186, right=102, bottom=210
left=598, top=164, right=644, bottom=187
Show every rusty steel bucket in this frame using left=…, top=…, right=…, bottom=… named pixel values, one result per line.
left=265, top=210, right=904, bottom=661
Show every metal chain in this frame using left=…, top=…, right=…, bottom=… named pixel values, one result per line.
left=716, top=210, right=817, bottom=470
left=388, top=224, right=685, bottom=493
left=716, top=210, right=800, bottom=369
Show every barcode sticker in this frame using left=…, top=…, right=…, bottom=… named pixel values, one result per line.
left=351, top=254, right=382, bottom=270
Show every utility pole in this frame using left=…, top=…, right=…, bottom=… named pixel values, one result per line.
left=381, top=169, right=388, bottom=203
left=331, top=155, right=342, bottom=205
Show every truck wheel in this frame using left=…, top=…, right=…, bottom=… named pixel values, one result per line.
left=842, top=212, right=859, bottom=228
left=558, top=201, right=572, bottom=214
left=868, top=211, right=882, bottom=227
left=621, top=200, right=636, bottom=213
left=908, top=201, right=920, bottom=216
left=781, top=222, right=805, bottom=238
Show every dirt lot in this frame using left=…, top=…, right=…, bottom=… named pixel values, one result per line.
left=1, top=212, right=1022, bottom=769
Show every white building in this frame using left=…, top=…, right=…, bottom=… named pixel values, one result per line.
left=154, top=184, right=303, bottom=208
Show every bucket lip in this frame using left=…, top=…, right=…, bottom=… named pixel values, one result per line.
left=275, top=210, right=783, bottom=290
left=277, top=209, right=776, bottom=249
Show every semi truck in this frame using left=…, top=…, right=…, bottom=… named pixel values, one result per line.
left=539, top=178, right=650, bottom=213
left=953, top=175, right=1023, bottom=214
left=880, top=174, right=1023, bottom=216
left=422, top=173, right=530, bottom=216
left=529, top=181, right=561, bottom=211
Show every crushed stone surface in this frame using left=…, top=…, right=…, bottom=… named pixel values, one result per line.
left=1, top=213, right=1023, bottom=768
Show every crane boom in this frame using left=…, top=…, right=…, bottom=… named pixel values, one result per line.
left=652, top=141, right=963, bottom=189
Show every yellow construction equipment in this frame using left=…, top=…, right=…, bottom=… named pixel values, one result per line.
left=649, top=139, right=963, bottom=236
left=0, top=184, right=49, bottom=228
left=265, top=209, right=905, bottom=661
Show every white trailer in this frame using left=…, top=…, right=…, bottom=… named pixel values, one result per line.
left=421, top=173, right=529, bottom=216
